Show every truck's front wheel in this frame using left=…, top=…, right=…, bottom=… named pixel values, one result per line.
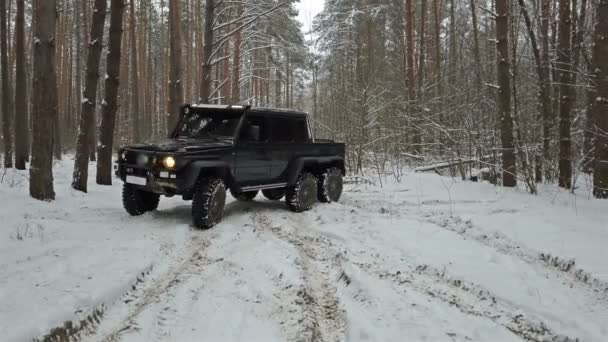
left=122, top=184, right=160, bottom=216
left=286, top=173, right=317, bottom=212
left=192, top=177, right=226, bottom=229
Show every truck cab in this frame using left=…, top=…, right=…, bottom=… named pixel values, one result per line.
left=115, top=104, right=346, bottom=228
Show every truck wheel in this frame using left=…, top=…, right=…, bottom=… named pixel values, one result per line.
left=318, top=167, right=343, bottom=203
left=122, top=183, right=160, bottom=216
left=262, top=189, right=285, bottom=201
left=286, top=173, right=317, bottom=212
left=230, top=189, right=258, bottom=201
left=192, top=177, right=226, bottom=229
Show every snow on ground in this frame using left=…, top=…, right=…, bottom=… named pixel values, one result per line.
left=1, top=159, right=607, bottom=342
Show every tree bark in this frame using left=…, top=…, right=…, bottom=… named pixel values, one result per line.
left=495, top=0, right=516, bottom=187
left=592, top=0, right=608, bottom=198
left=405, top=0, right=419, bottom=154
left=129, top=0, right=140, bottom=142
left=72, top=0, right=107, bottom=192
left=167, top=0, right=183, bottom=135
left=517, top=0, right=551, bottom=183
left=231, top=2, right=242, bottom=103
left=14, top=0, right=28, bottom=170
left=1, top=0, right=13, bottom=167
left=540, top=0, right=552, bottom=181
left=97, top=0, right=125, bottom=185
left=30, top=0, right=57, bottom=200
left=557, top=0, right=573, bottom=189
left=200, top=0, right=214, bottom=103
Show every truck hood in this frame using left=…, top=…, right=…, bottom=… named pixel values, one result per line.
left=126, top=138, right=233, bottom=153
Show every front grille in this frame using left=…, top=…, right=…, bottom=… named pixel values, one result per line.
left=124, top=151, right=155, bottom=168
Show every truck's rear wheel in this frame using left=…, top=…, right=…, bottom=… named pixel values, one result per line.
left=230, top=189, right=258, bottom=201
left=122, top=183, right=160, bottom=216
left=192, top=177, right=226, bottom=229
left=262, top=188, right=285, bottom=201
left=318, top=167, right=343, bottom=203
left=286, top=173, right=317, bottom=212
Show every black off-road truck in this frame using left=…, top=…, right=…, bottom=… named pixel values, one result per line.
left=115, top=104, right=345, bottom=228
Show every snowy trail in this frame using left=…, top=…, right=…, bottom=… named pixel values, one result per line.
left=3, top=162, right=607, bottom=342
left=77, top=191, right=608, bottom=342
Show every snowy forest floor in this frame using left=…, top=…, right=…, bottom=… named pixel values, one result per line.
left=1, top=159, right=607, bottom=342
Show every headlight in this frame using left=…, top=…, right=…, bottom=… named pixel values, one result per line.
left=121, top=151, right=127, bottom=160
left=162, top=156, right=176, bottom=169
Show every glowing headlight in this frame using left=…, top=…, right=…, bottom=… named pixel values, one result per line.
left=163, top=156, right=176, bottom=169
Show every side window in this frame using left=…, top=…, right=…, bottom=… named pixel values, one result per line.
left=269, top=117, right=293, bottom=143
left=239, top=115, right=269, bottom=143
left=293, top=118, right=309, bottom=143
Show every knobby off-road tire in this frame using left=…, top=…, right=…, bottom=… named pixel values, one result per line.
left=192, top=177, right=226, bottom=229
left=122, top=183, right=161, bottom=216
left=317, top=167, right=343, bottom=203
left=230, top=189, right=258, bottom=201
left=262, top=188, right=285, bottom=201
left=286, top=173, right=317, bottom=212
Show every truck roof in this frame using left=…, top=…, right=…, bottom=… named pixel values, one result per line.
left=187, top=104, right=308, bottom=117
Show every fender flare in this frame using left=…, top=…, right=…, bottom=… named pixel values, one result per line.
left=179, top=160, right=234, bottom=190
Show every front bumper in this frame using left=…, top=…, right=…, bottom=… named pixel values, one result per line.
left=115, top=163, right=181, bottom=195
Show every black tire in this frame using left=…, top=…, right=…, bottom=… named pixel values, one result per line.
left=262, top=188, right=285, bottom=201
left=286, top=173, right=317, bottom=212
left=122, top=183, right=160, bottom=216
left=317, top=167, right=343, bottom=203
left=230, top=189, right=258, bottom=201
left=192, top=177, right=226, bottom=229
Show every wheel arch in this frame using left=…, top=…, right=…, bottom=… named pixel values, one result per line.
left=181, top=161, right=234, bottom=191
left=286, top=156, right=345, bottom=185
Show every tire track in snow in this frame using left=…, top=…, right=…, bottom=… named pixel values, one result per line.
left=252, top=212, right=347, bottom=342
left=94, top=234, right=215, bottom=342
left=342, top=194, right=608, bottom=304
left=419, top=210, right=608, bottom=302
left=351, top=258, right=581, bottom=342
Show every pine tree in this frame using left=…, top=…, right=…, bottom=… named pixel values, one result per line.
left=30, top=0, right=58, bottom=200
left=495, top=0, right=516, bottom=187
left=14, top=0, right=28, bottom=170
left=97, top=0, right=126, bottom=185
left=592, top=0, right=608, bottom=199
left=72, top=0, right=107, bottom=192
left=1, top=0, right=12, bottom=168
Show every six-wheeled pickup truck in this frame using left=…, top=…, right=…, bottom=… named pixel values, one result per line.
left=115, top=104, right=346, bottom=228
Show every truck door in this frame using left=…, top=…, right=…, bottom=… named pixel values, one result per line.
left=268, top=115, right=309, bottom=181
left=234, top=114, right=272, bottom=184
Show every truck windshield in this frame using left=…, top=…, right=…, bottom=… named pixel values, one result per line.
left=175, top=112, right=241, bottom=139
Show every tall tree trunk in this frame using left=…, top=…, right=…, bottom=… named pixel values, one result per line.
left=495, top=0, right=516, bottom=187
left=592, top=0, right=608, bottom=198
left=405, top=0, right=419, bottom=154
left=167, top=0, right=183, bottom=134
left=30, top=0, right=57, bottom=200
left=14, top=0, right=28, bottom=170
left=72, top=0, right=107, bottom=192
left=557, top=0, right=573, bottom=189
left=540, top=0, right=552, bottom=181
left=129, top=0, right=140, bottom=142
left=1, top=0, right=13, bottom=167
left=231, top=2, right=242, bottom=103
left=97, top=0, right=125, bottom=185
left=85, top=0, right=96, bottom=161
left=518, top=0, right=551, bottom=183
left=200, top=0, right=214, bottom=103
left=470, top=0, right=483, bottom=88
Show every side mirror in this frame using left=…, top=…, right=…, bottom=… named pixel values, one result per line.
left=247, top=125, right=261, bottom=142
